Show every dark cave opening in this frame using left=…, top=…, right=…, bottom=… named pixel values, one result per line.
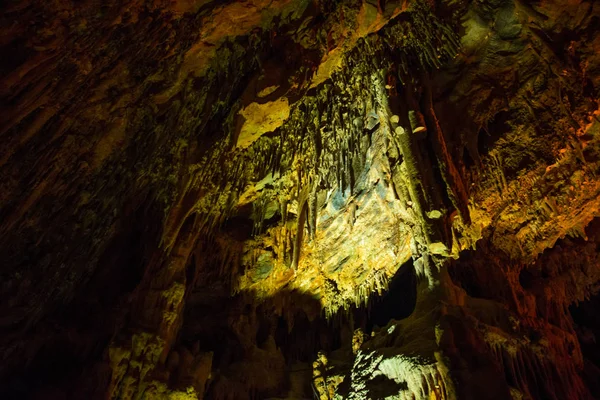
left=363, top=261, right=417, bottom=334
left=518, top=267, right=535, bottom=290
left=463, top=145, right=476, bottom=169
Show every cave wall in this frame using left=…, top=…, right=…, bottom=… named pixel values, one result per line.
left=1, top=0, right=600, bottom=399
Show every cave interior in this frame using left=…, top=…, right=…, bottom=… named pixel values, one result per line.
left=1, top=0, right=600, bottom=399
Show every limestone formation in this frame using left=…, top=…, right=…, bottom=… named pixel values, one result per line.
left=1, top=0, right=600, bottom=399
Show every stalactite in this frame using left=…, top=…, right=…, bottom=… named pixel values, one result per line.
left=421, top=79, right=471, bottom=223
left=292, top=199, right=308, bottom=270
left=392, top=122, right=439, bottom=248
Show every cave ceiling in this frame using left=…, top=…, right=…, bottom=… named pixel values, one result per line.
left=1, top=0, right=600, bottom=399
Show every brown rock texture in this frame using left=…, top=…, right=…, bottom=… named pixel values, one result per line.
left=1, top=0, right=600, bottom=399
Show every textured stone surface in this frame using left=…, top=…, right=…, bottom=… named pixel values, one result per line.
left=1, top=0, right=600, bottom=399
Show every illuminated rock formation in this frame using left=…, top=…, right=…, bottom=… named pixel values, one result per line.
left=1, top=0, right=599, bottom=399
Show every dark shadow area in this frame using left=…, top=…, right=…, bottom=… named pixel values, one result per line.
left=447, top=241, right=517, bottom=307
left=336, top=373, right=410, bottom=400
left=181, top=286, right=337, bottom=400
left=570, top=292, right=600, bottom=398
left=366, top=375, right=409, bottom=398
left=477, top=110, right=511, bottom=157
left=363, top=261, right=417, bottom=334
left=0, top=199, right=164, bottom=400
left=463, top=145, right=476, bottom=169
left=221, top=214, right=254, bottom=241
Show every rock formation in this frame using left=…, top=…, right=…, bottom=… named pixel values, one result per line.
left=1, top=0, right=600, bottom=399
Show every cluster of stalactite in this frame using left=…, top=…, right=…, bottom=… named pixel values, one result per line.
left=2, top=0, right=600, bottom=399
left=186, top=2, right=466, bottom=280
